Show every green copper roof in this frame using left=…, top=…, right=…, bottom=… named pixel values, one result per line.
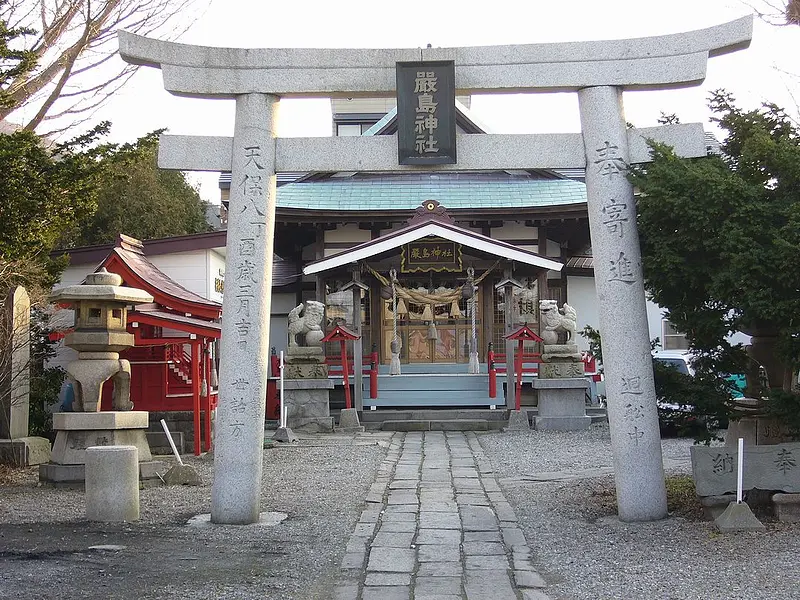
left=276, top=173, right=586, bottom=211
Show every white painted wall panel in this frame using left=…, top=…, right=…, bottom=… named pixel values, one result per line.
left=150, top=251, right=208, bottom=299
left=325, top=224, right=371, bottom=244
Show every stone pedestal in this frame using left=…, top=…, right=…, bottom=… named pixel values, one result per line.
left=39, top=411, right=162, bottom=487
left=285, top=347, right=329, bottom=379
left=0, top=436, right=51, bottom=466
left=284, top=380, right=334, bottom=432
left=533, top=377, right=591, bottom=431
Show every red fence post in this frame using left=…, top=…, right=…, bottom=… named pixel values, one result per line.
left=370, top=343, right=378, bottom=400
left=204, top=339, right=212, bottom=452
left=488, top=343, right=496, bottom=399
left=191, top=339, right=201, bottom=456
left=515, top=339, right=523, bottom=411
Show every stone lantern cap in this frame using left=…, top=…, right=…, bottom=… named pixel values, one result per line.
left=50, top=268, right=154, bottom=306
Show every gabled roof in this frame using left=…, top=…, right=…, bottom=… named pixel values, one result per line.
left=102, top=235, right=222, bottom=321
left=304, top=201, right=562, bottom=275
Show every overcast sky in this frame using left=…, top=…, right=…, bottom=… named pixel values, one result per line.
left=73, top=0, right=800, bottom=202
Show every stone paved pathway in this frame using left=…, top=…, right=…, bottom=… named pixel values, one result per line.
left=335, top=431, right=552, bottom=600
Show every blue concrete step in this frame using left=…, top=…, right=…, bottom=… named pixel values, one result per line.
left=364, top=372, right=495, bottom=408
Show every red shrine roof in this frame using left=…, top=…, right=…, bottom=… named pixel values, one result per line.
left=102, top=235, right=222, bottom=321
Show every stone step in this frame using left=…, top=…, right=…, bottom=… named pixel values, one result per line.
left=361, top=409, right=506, bottom=422
left=378, top=419, right=492, bottom=432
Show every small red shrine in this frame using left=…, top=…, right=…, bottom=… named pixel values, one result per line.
left=95, top=235, right=222, bottom=453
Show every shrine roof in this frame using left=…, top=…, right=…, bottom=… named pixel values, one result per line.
left=276, top=172, right=586, bottom=212
left=304, top=200, right=563, bottom=275
left=102, top=235, right=222, bottom=320
left=130, top=305, right=222, bottom=338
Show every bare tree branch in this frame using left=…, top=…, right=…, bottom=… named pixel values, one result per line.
left=0, top=0, right=208, bottom=134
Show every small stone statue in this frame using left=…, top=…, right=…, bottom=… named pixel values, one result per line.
left=539, top=300, right=577, bottom=346
left=287, top=301, right=325, bottom=347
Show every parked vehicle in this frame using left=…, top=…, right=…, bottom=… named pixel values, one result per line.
left=651, top=349, right=743, bottom=437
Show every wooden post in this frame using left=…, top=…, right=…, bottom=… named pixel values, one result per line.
left=488, top=343, right=496, bottom=399
left=340, top=339, right=352, bottom=409
left=515, top=338, right=524, bottom=411
left=370, top=344, right=378, bottom=399
left=351, top=270, right=364, bottom=411
left=504, top=273, right=516, bottom=409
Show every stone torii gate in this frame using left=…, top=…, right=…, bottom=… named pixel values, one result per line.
left=119, top=17, right=752, bottom=524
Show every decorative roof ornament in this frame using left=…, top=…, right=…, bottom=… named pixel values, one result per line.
left=407, top=199, right=456, bottom=226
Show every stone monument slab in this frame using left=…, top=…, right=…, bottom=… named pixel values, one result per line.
left=691, top=443, right=800, bottom=496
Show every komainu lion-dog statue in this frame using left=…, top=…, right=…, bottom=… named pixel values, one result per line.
left=539, top=300, right=578, bottom=345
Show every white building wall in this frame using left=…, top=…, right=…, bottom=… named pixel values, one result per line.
left=208, top=250, right=226, bottom=304
left=150, top=250, right=208, bottom=300
left=566, top=276, right=598, bottom=353
left=489, top=222, right=538, bottom=253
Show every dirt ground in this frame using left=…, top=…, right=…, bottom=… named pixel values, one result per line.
left=0, top=435, right=390, bottom=600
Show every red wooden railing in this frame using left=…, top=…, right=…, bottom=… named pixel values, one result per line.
left=325, top=345, right=379, bottom=400
left=488, top=343, right=599, bottom=400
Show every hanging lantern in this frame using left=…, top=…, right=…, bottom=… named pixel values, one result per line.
left=427, top=320, right=439, bottom=341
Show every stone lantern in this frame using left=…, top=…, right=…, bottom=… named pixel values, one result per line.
left=40, top=269, right=161, bottom=487
left=50, top=268, right=153, bottom=412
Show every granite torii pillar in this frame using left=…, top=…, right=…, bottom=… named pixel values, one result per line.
left=579, top=87, right=667, bottom=521
left=211, top=94, right=279, bottom=524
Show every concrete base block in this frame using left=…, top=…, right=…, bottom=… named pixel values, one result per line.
left=0, top=437, right=52, bottom=466
left=699, top=494, right=737, bottom=520
left=39, top=460, right=163, bottom=488
left=535, top=415, right=592, bottom=431
left=272, top=427, right=299, bottom=443
left=338, top=408, right=362, bottom=429
left=773, top=493, right=800, bottom=523
left=51, top=428, right=153, bottom=464
left=54, top=411, right=149, bottom=430
left=533, top=378, right=590, bottom=431
left=714, top=501, right=766, bottom=533
left=284, top=380, right=333, bottom=432
left=505, top=410, right=530, bottom=431
left=85, top=446, right=140, bottom=522
left=293, top=417, right=334, bottom=433
left=162, top=463, right=202, bottom=486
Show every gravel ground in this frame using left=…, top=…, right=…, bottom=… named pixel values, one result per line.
left=478, top=423, right=800, bottom=600
left=0, top=432, right=392, bottom=600
left=4, top=425, right=800, bottom=599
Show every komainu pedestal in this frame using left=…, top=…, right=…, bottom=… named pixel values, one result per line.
left=535, top=300, right=591, bottom=430
left=283, top=301, right=334, bottom=432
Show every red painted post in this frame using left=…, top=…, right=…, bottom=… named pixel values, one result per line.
left=488, top=344, right=496, bottom=399
left=191, top=339, right=201, bottom=456
left=515, top=339, right=524, bottom=411
left=340, top=340, right=351, bottom=409
left=204, top=339, right=213, bottom=452
left=369, top=345, right=378, bottom=399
